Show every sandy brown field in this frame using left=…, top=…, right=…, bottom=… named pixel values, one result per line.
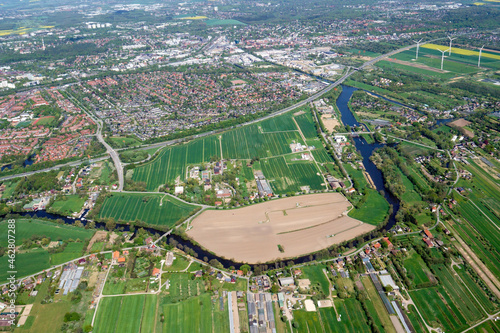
left=321, top=115, right=340, bottom=132
left=187, top=193, right=375, bottom=263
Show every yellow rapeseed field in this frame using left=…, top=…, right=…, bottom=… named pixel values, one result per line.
left=180, top=16, right=207, bottom=20
left=422, top=43, right=500, bottom=60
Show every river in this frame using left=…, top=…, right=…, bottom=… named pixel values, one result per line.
left=3, top=87, right=403, bottom=269
left=336, top=85, right=399, bottom=229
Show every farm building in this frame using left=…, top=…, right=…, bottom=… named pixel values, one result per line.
left=256, top=179, right=273, bottom=197
left=379, top=274, right=399, bottom=290
left=278, top=277, right=294, bottom=287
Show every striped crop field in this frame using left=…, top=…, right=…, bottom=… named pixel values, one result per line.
left=98, top=193, right=198, bottom=227
left=93, top=295, right=157, bottom=333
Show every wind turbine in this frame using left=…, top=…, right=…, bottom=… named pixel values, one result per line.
left=413, top=39, right=423, bottom=60
left=478, top=45, right=485, bottom=68
left=437, top=48, right=448, bottom=70
left=447, top=35, right=456, bottom=56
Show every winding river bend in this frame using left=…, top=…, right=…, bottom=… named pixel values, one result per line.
left=5, top=86, right=405, bottom=268
left=336, top=85, right=400, bottom=229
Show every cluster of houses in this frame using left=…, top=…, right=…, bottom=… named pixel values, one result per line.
left=421, top=229, right=446, bottom=248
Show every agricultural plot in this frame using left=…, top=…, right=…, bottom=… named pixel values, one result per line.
left=410, top=286, right=467, bottom=332
left=331, top=299, right=371, bottom=333
left=260, top=156, right=324, bottom=194
left=292, top=310, right=323, bottom=333
left=0, top=219, right=95, bottom=247
left=360, top=275, right=396, bottom=333
left=221, top=125, right=303, bottom=159
left=132, top=136, right=220, bottom=190
left=161, top=293, right=230, bottom=333
left=301, top=265, right=330, bottom=295
left=0, top=249, right=50, bottom=283
left=453, top=265, right=499, bottom=314
left=98, top=193, right=198, bottom=227
left=163, top=273, right=206, bottom=303
left=406, top=304, right=427, bottom=333
left=93, top=294, right=157, bottom=333
left=433, top=264, right=484, bottom=323
left=403, top=251, right=434, bottom=288
left=294, top=112, right=318, bottom=139
left=260, top=114, right=298, bottom=132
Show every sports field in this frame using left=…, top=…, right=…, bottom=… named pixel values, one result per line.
left=187, top=193, right=375, bottom=263
left=98, top=193, right=198, bottom=227
left=93, top=294, right=158, bottom=333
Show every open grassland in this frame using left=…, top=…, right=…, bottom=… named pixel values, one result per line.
left=410, top=286, right=468, bottom=332
left=376, top=60, right=456, bottom=79
left=93, top=294, right=157, bottom=333
left=292, top=310, right=323, bottom=333
left=348, top=189, right=390, bottom=225
left=161, top=293, right=230, bottom=332
left=361, top=275, right=397, bottom=333
left=433, top=264, right=484, bottom=323
left=0, top=219, right=94, bottom=247
left=49, top=195, right=86, bottom=215
left=188, top=193, right=375, bottom=263
left=98, top=193, right=198, bottom=227
left=403, top=251, right=434, bottom=287
left=301, top=265, right=330, bottom=295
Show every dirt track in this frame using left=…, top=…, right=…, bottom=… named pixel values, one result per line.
left=187, top=193, right=375, bottom=263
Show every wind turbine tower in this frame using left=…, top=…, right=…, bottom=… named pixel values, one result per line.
left=447, top=36, right=456, bottom=56
left=478, top=45, right=485, bottom=68
left=437, top=48, right=448, bottom=70
left=413, top=39, right=423, bottom=60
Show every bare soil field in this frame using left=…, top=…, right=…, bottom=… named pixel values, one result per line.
left=321, top=115, right=341, bottom=132
left=187, top=193, right=375, bottom=263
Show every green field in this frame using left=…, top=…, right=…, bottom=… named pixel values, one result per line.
left=301, top=265, right=330, bottom=295
left=348, top=189, right=390, bottom=225
left=410, top=286, right=468, bottom=332
left=131, top=111, right=327, bottom=194
left=433, top=264, right=484, bottom=323
left=98, top=193, right=198, bottom=227
left=403, top=251, right=434, bottom=288
left=376, top=60, right=456, bottom=79
left=0, top=248, right=50, bottom=283
left=49, top=195, right=86, bottom=215
left=93, top=294, right=157, bottom=333
left=260, top=156, right=325, bottom=194
left=361, top=275, right=396, bottom=333
left=0, top=219, right=95, bottom=247
left=205, top=19, right=246, bottom=26
left=161, top=293, right=230, bottom=332
left=50, top=242, right=85, bottom=265
left=453, top=265, right=499, bottom=314
left=132, top=136, right=220, bottom=190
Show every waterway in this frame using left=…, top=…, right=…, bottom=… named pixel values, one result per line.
left=336, top=85, right=399, bottom=228
left=2, top=87, right=404, bottom=269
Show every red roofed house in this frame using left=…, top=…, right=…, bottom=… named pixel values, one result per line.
left=423, top=238, right=434, bottom=248
left=423, top=230, right=433, bottom=239
left=382, top=237, right=393, bottom=249
left=112, top=251, right=120, bottom=260
left=373, top=242, right=381, bottom=249
left=118, top=257, right=126, bottom=263
left=152, top=268, right=160, bottom=277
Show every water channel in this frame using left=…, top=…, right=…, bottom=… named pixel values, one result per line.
left=4, top=86, right=406, bottom=269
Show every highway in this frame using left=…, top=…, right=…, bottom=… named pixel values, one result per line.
left=0, top=40, right=426, bottom=183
